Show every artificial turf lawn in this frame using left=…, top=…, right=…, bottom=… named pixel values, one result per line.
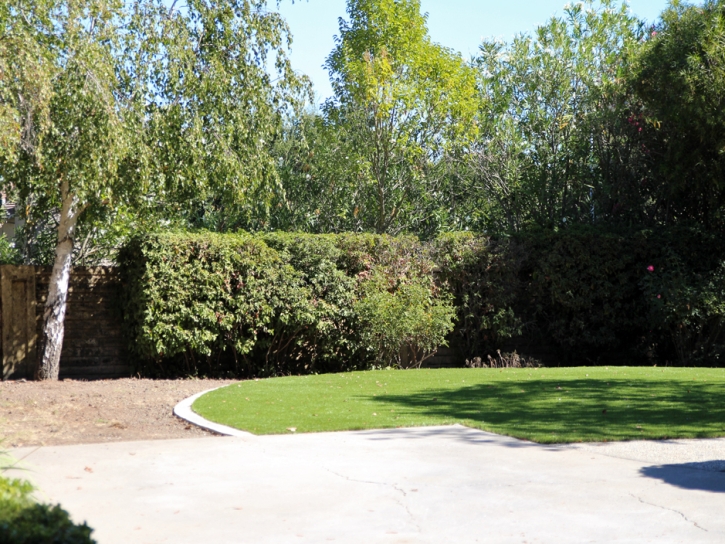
left=192, top=367, right=725, bottom=443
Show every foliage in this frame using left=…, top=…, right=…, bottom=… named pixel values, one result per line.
left=639, top=235, right=725, bottom=365
left=0, top=476, right=95, bottom=544
left=313, top=0, right=477, bottom=236
left=504, top=227, right=725, bottom=366
left=0, top=476, right=34, bottom=522
left=631, top=0, right=725, bottom=228
left=1, top=0, right=130, bottom=238
left=119, top=231, right=297, bottom=376
left=121, top=228, right=725, bottom=373
left=355, top=274, right=455, bottom=368
left=193, top=366, right=725, bottom=443
left=256, top=232, right=360, bottom=374
left=515, top=228, right=651, bottom=363
left=123, top=0, right=311, bottom=233
left=468, top=0, right=646, bottom=233
left=120, top=231, right=453, bottom=377
left=0, top=1, right=53, bottom=163
left=431, top=232, right=523, bottom=360
left=0, top=234, right=20, bottom=264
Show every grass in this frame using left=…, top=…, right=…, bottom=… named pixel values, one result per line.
left=192, top=367, right=725, bottom=443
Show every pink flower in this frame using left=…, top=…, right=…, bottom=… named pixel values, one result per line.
left=657, top=294, right=661, bottom=299
left=647, top=265, right=655, bottom=272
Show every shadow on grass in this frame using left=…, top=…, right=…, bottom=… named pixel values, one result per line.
left=640, top=463, right=725, bottom=493
left=368, top=378, right=725, bottom=443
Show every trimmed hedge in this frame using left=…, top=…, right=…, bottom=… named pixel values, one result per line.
left=119, top=228, right=725, bottom=375
left=436, top=227, right=725, bottom=366
left=119, top=232, right=455, bottom=377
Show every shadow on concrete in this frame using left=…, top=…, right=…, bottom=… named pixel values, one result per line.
left=357, top=424, right=558, bottom=450
left=640, top=462, right=725, bottom=492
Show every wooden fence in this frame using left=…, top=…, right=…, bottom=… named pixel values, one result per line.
left=1, top=265, right=129, bottom=380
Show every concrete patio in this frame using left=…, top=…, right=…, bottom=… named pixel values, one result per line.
left=8, top=425, right=725, bottom=543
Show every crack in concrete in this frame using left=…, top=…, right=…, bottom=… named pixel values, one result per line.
left=326, top=469, right=421, bottom=532
left=630, top=493, right=708, bottom=532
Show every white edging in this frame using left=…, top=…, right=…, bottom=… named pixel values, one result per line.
left=173, top=387, right=255, bottom=438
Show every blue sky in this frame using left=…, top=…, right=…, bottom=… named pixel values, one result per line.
left=276, top=0, right=673, bottom=103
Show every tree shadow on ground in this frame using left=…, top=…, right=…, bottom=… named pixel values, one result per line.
left=367, top=378, right=725, bottom=443
left=640, top=463, right=725, bottom=493
left=356, top=424, right=558, bottom=449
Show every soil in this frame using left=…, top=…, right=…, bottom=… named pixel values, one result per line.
left=0, top=378, right=236, bottom=448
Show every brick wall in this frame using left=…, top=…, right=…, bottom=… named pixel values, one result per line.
left=2, top=265, right=129, bottom=380
left=34, top=267, right=129, bottom=380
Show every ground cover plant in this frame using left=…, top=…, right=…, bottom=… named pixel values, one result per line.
left=193, top=367, right=725, bottom=443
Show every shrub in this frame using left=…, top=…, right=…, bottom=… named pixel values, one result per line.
left=355, top=273, right=456, bottom=368
left=457, top=226, right=725, bottom=366
left=639, top=231, right=725, bottom=366
left=257, top=233, right=360, bottom=374
left=120, top=231, right=454, bottom=376
left=0, top=476, right=95, bottom=544
left=119, top=231, right=299, bottom=376
left=431, top=232, right=523, bottom=361
left=515, top=228, right=648, bottom=363
left=120, top=228, right=725, bottom=373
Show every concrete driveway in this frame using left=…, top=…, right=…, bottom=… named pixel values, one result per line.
left=8, top=426, right=725, bottom=543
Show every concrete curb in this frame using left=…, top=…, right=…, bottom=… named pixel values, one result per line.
left=173, top=387, right=255, bottom=438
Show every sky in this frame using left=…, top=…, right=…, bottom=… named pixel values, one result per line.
left=275, top=0, right=673, bottom=104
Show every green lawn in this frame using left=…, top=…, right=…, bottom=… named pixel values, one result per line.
left=192, top=367, right=725, bottom=443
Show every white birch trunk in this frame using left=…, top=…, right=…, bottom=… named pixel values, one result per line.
left=36, top=179, right=80, bottom=380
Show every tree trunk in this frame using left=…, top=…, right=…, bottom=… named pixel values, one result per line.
left=36, top=180, right=79, bottom=380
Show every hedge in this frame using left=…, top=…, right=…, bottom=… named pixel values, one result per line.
left=119, top=232, right=455, bottom=377
left=435, top=227, right=725, bottom=366
left=119, top=228, right=725, bottom=376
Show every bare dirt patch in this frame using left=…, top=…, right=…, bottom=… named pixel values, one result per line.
left=0, top=378, right=235, bottom=447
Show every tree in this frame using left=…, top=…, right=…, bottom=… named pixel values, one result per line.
left=124, top=0, right=310, bottom=233
left=319, top=0, right=477, bottom=236
left=631, top=0, right=725, bottom=228
left=1, top=0, right=130, bottom=380
left=0, top=0, right=307, bottom=380
left=469, top=0, right=646, bottom=233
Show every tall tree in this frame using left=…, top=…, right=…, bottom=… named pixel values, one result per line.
left=124, top=0, right=310, bottom=233
left=320, top=0, right=477, bottom=236
left=0, top=0, right=307, bottom=380
left=469, top=0, right=646, bottom=233
left=631, top=0, right=725, bottom=228
left=1, top=0, right=130, bottom=380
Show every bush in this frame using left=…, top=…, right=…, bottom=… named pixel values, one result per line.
left=516, top=228, right=648, bottom=363
left=431, top=232, right=523, bottom=361
left=0, top=476, right=95, bottom=544
left=120, top=231, right=455, bottom=377
left=119, top=231, right=300, bottom=376
left=120, top=228, right=725, bottom=373
left=639, top=230, right=725, bottom=365
left=355, top=273, right=456, bottom=368
left=257, top=233, right=360, bottom=374
left=504, top=227, right=725, bottom=365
